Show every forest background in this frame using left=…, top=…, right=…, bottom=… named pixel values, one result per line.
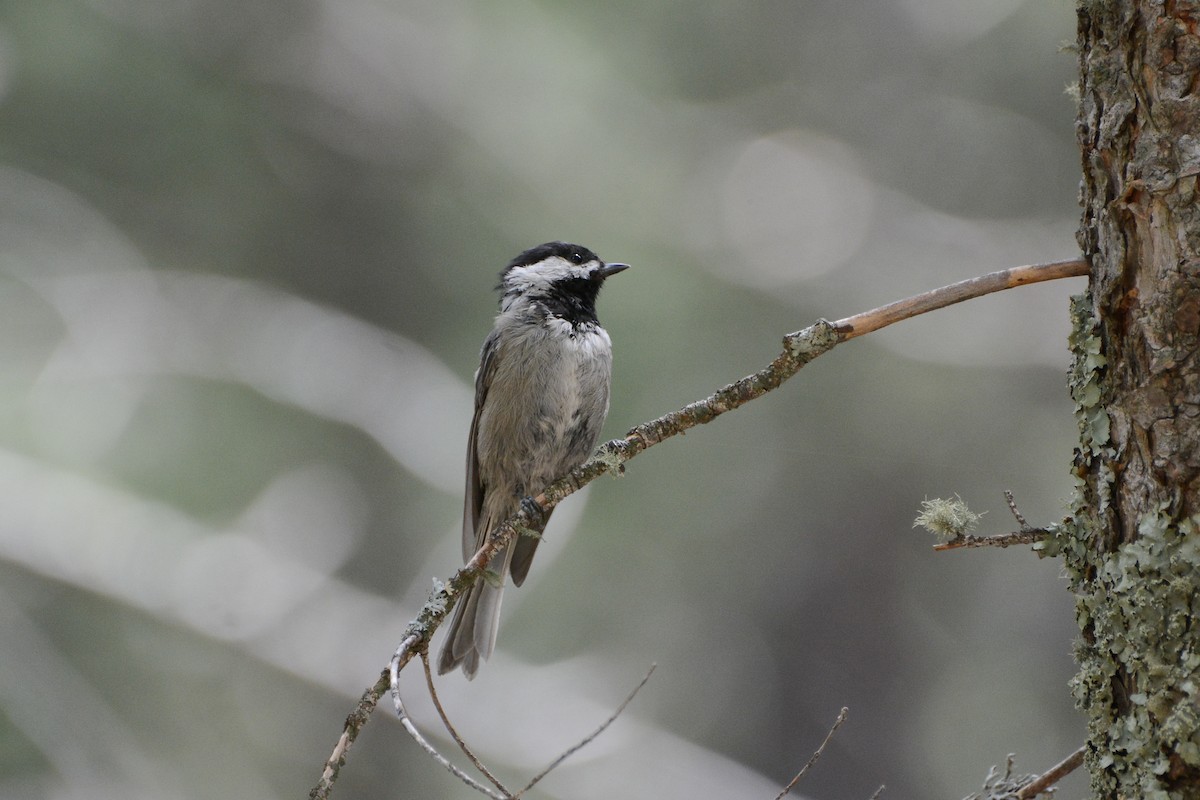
left=0, top=2, right=1085, bottom=798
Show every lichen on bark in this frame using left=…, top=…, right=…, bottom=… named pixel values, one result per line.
left=1070, top=1, right=1200, bottom=796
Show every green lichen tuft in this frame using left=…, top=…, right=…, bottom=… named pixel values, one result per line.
left=913, top=495, right=982, bottom=540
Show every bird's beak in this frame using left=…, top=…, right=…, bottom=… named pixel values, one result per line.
left=595, top=262, right=630, bottom=280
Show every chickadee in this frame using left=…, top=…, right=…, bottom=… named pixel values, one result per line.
left=437, top=241, right=629, bottom=678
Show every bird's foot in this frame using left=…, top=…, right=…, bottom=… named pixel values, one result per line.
left=519, top=495, right=547, bottom=526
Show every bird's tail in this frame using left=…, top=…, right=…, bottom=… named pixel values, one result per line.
left=436, top=559, right=508, bottom=679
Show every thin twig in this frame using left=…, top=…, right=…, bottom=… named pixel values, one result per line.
left=933, top=528, right=1055, bottom=551
left=1004, top=490, right=1030, bottom=530
left=309, top=258, right=1088, bottom=800
left=775, top=707, right=849, bottom=800
left=421, top=652, right=512, bottom=796
left=831, top=259, right=1088, bottom=340
left=310, top=670, right=391, bottom=799
left=514, top=664, right=658, bottom=798
left=1015, top=745, right=1086, bottom=799
left=868, top=786, right=886, bottom=800
left=311, top=635, right=426, bottom=800
left=390, top=659, right=505, bottom=799
left=388, top=633, right=421, bottom=688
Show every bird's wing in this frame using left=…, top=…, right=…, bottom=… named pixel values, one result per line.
left=462, top=330, right=500, bottom=560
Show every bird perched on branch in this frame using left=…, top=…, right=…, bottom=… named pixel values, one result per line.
left=438, top=242, right=629, bottom=678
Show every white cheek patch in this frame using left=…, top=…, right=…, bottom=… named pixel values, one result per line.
left=505, top=256, right=598, bottom=294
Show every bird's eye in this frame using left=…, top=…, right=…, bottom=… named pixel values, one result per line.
left=570, top=251, right=585, bottom=264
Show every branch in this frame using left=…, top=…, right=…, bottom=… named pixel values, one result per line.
left=389, top=655, right=506, bottom=799
left=1003, top=489, right=1029, bottom=530
left=308, top=257, right=1088, bottom=799
left=775, top=707, right=849, bottom=800
left=514, top=664, right=656, bottom=798
left=387, top=654, right=655, bottom=799
left=310, top=670, right=391, bottom=799
left=1015, top=745, right=1086, bottom=799
left=964, top=747, right=1086, bottom=800
left=932, top=490, right=1057, bottom=551
left=832, top=260, right=1087, bottom=340
left=933, top=529, right=1055, bottom=552
left=420, top=652, right=512, bottom=796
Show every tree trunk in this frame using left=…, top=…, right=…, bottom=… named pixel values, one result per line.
left=1070, top=1, right=1200, bottom=797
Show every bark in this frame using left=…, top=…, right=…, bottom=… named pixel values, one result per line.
left=1068, top=1, right=1200, bottom=796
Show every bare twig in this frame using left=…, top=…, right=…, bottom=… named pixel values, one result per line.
left=1004, top=490, right=1030, bottom=530
left=309, top=258, right=1088, bottom=799
left=933, top=528, right=1055, bottom=552
left=421, top=652, right=512, bottom=796
left=1015, top=745, right=1086, bottom=799
left=388, top=633, right=421, bottom=687
left=514, top=664, right=657, bottom=798
left=391, top=660, right=505, bottom=799
left=831, top=260, right=1088, bottom=340
left=868, top=786, right=886, bottom=800
left=775, top=707, right=849, bottom=800
left=392, top=659, right=655, bottom=800
left=310, top=670, right=391, bottom=800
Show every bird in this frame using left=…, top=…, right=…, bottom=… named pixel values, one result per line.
left=437, top=241, right=629, bottom=678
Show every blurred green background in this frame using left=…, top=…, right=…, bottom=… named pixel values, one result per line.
left=0, top=1, right=1087, bottom=798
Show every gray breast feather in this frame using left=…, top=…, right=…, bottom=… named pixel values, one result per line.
left=474, top=318, right=613, bottom=499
